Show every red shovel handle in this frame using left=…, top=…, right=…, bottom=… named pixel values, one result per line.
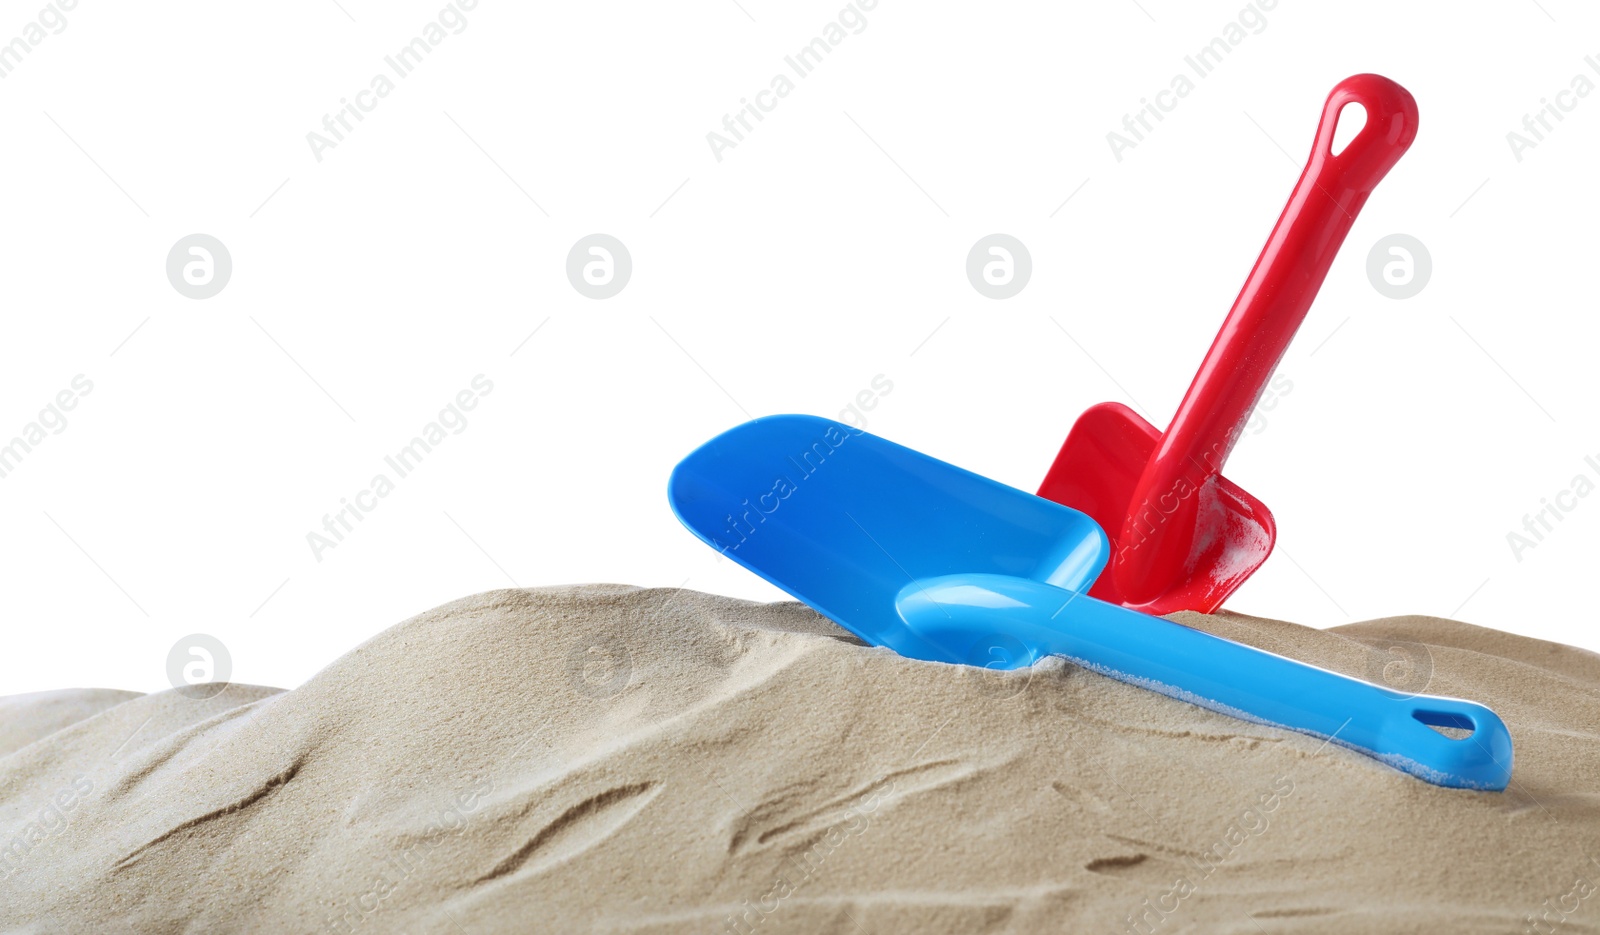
left=1112, top=75, right=1418, bottom=602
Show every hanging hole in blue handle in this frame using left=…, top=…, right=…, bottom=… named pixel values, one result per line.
left=1413, top=707, right=1475, bottom=740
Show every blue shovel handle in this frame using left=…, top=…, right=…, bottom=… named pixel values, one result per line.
left=896, top=573, right=1513, bottom=791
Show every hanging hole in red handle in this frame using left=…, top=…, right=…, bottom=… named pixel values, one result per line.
left=1330, top=101, right=1367, bottom=157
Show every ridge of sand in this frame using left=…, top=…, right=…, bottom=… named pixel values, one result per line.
left=2, top=585, right=1598, bottom=933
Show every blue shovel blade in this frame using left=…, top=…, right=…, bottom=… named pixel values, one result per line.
left=667, top=415, right=1514, bottom=791
left=666, top=414, right=1110, bottom=663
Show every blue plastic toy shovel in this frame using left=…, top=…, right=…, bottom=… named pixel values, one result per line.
left=667, top=415, right=1513, bottom=791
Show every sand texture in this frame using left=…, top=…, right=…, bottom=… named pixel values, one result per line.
left=3, top=584, right=1599, bottom=934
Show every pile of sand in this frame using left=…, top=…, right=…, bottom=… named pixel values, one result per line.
left=2, top=585, right=1598, bottom=933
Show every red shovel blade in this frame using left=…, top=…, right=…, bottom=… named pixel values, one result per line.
left=1039, top=402, right=1275, bottom=616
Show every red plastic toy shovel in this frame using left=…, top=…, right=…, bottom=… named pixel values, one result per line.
left=1039, top=74, right=1418, bottom=615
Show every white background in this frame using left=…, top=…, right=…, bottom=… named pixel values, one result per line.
left=1, top=0, right=1596, bottom=694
